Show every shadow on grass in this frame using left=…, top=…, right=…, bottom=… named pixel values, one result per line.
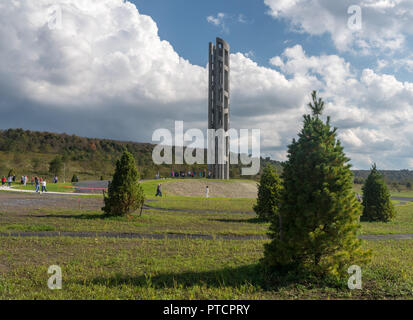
left=79, top=264, right=331, bottom=292
left=207, top=217, right=267, bottom=224
left=82, top=264, right=274, bottom=289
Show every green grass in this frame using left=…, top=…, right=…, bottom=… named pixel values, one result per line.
left=389, top=191, right=413, bottom=198
left=1, top=182, right=413, bottom=299
left=2, top=198, right=413, bottom=236
left=0, top=224, right=55, bottom=232
left=9, top=182, right=75, bottom=193
left=141, top=178, right=256, bottom=200
left=353, top=184, right=413, bottom=198
left=148, top=197, right=256, bottom=212
left=0, top=208, right=267, bottom=236
left=0, top=237, right=412, bottom=299
left=360, top=203, right=413, bottom=235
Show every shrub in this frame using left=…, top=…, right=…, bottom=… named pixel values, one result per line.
left=102, top=151, right=145, bottom=216
left=253, top=166, right=282, bottom=221
left=263, top=91, right=370, bottom=282
left=361, top=164, right=395, bottom=222
left=49, top=156, right=64, bottom=176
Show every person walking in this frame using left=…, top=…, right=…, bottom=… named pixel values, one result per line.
left=1, top=176, right=5, bottom=186
left=7, top=176, right=12, bottom=187
left=34, top=176, right=40, bottom=192
left=205, top=185, right=209, bottom=198
left=41, top=179, right=47, bottom=193
left=155, top=184, right=162, bottom=197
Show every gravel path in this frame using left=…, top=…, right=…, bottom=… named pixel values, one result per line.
left=392, top=196, right=413, bottom=202
left=0, top=191, right=104, bottom=212
left=72, top=180, right=109, bottom=194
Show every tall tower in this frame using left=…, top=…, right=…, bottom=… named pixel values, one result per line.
left=208, top=38, right=230, bottom=179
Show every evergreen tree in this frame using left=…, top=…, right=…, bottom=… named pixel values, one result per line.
left=49, top=156, right=63, bottom=176
left=361, top=164, right=395, bottom=222
left=263, top=91, right=370, bottom=281
left=71, top=174, right=79, bottom=183
left=102, top=151, right=145, bottom=216
left=254, top=165, right=282, bottom=221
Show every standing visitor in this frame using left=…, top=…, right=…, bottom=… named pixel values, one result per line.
left=205, top=185, right=209, bottom=198
left=1, top=176, right=5, bottom=186
left=155, top=184, right=162, bottom=197
left=7, top=176, right=12, bottom=187
left=41, top=179, right=47, bottom=193
left=35, top=176, right=40, bottom=192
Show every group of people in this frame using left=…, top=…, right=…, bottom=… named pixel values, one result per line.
left=1, top=176, right=13, bottom=187
left=170, top=170, right=213, bottom=178
left=34, top=176, right=48, bottom=193
left=1, top=175, right=48, bottom=192
left=20, top=176, right=29, bottom=185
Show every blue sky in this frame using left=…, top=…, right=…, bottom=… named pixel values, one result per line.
left=133, top=0, right=338, bottom=67
left=133, top=0, right=412, bottom=82
left=1, top=0, right=413, bottom=169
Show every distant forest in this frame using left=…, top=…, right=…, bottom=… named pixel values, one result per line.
left=1, top=128, right=411, bottom=183
left=0, top=128, right=281, bottom=180
left=353, top=170, right=413, bottom=185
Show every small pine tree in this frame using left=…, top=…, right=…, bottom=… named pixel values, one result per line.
left=102, top=151, right=145, bottom=216
left=49, top=156, right=63, bottom=176
left=254, top=166, right=282, bottom=221
left=71, top=175, right=79, bottom=183
left=263, top=91, right=370, bottom=281
left=361, top=164, right=395, bottom=222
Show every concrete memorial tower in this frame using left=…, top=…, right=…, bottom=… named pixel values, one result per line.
left=208, top=38, right=230, bottom=179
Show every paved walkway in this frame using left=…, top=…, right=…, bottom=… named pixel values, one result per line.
left=392, top=196, right=413, bottom=202
left=0, top=231, right=412, bottom=241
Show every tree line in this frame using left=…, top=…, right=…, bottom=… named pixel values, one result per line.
left=0, top=128, right=281, bottom=180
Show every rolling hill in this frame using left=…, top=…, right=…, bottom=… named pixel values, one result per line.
left=0, top=128, right=281, bottom=181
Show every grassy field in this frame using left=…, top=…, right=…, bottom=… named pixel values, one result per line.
left=1, top=194, right=413, bottom=236
left=1, top=181, right=413, bottom=299
left=0, top=237, right=412, bottom=299
left=0, top=208, right=266, bottom=236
